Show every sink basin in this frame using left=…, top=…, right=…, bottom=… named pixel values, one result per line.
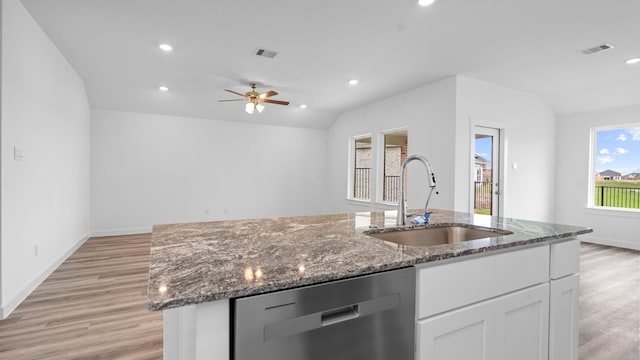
left=364, top=224, right=513, bottom=247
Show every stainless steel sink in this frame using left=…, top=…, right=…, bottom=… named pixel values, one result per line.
left=364, top=224, right=512, bottom=247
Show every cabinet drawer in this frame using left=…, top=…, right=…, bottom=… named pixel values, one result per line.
left=550, top=239, right=579, bottom=279
left=417, top=245, right=549, bottom=319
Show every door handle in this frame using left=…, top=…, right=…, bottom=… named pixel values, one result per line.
left=321, top=304, right=359, bottom=326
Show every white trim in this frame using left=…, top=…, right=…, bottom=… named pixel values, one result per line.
left=468, top=119, right=507, bottom=217
left=581, top=236, right=640, bottom=251
left=584, top=206, right=640, bottom=218
left=587, top=128, right=597, bottom=206
left=0, top=233, right=90, bottom=319
left=345, top=198, right=372, bottom=206
left=376, top=127, right=408, bottom=205
left=347, top=133, right=373, bottom=201
left=90, top=227, right=152, bottom=237
left=373, top=201, right=398, bottom=210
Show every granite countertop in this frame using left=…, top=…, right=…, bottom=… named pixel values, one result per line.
left=147, top=210, right=592, bottom=311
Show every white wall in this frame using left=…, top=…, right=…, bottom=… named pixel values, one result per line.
left=556, top=105, right=640, bottom=250
left=327, top=77, right=457, bottom=213
left=326, top=76, right=558, bottom=223
left=455, top=76, right=557, bottom=221
left=90, top=109, right=330, bottom=234
left=1, top=0, right=91, bottom=318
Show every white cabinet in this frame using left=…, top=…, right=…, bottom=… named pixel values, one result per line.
left=417, top=283, right=549, bottom=360
left=416, top=238, right=580, bottom=360
left=549, top=239, right=580, bottom=360
left=549, top=274, right=579, bottom=360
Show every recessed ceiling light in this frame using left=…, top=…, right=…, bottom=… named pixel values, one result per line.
left=159, top=43, right=173, bottom=52
left=348, top=79, right=359, bottom=86
left=418, top=0, right=435, bottom=6
left=158, top=86, right=169, bottom=92
left=625, top=57, right=640, bottom=65
left=300, top=104, right=307, bottom=109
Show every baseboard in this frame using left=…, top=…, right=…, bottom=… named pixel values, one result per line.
left=90, top=227, right=152, bottom=237
left=580, top=235, right=640, bottom=251
left=1, top=233, right=90, bottom=319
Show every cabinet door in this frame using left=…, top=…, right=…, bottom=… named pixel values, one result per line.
left=549, top=274, right=579, bottom=360
left=417, top=284, right=549, bottom=360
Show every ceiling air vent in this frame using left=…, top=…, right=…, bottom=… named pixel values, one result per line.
left=581, top=43, right=614, bottom=55
left=255, top=48, right=278, bottom=59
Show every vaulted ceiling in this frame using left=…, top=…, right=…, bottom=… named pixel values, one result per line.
left=20, top=0, right=640, bottom=128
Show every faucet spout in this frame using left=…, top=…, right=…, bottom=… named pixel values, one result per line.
left=397, top=154, right=437, bottom=226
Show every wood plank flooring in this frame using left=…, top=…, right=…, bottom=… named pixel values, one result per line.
left=0, top=234, right=162, bottom=360
left=0, top=236, right=637, bottom=359
left=579, top=242, right=640, bottom=360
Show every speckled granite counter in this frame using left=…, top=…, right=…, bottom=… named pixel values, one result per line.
left=147, top=210, right=592, bottom=311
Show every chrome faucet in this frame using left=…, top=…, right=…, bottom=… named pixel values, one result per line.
left=397, top=154, right=437, bottom=226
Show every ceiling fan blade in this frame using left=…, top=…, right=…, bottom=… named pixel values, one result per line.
left=262, top=99, right=290, bottom=106
left=259, top=90, right=278, bottom=99
left=218, top=99, right=245, bottom=102
left=224, top=89, right=246, bottom=97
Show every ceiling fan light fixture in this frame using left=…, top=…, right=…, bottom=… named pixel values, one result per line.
left=256, top=104, right=265, bottom=113
left=245, top=102, right=254, bottom=114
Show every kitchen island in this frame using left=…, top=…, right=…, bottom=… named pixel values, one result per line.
left=147, top=210, right=592, bottom=360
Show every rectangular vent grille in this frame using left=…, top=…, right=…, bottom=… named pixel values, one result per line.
left=255, top=48, right=278, bottom=58
left=581, top=43, right=614, bottom=55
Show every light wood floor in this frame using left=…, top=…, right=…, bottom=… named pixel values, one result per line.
left=579, top=242, right=640, bottom=360
left=0, top=234, right=162, bottom=360
left=0, top=236, right=637, bottom=359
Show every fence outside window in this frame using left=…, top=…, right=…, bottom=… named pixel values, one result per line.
left=594, top=185, right=640, bottom=209
left=383, top=176, right=400, bottom=203
left=474, top=181, right=492, bottom=213
left=353, top=168, right=370, bottom=199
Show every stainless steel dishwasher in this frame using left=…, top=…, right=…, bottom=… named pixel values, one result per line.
left=233, top=267, right=415, bottom=360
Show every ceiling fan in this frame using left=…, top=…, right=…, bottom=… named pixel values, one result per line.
left=219, top=83, right=290, bottom=114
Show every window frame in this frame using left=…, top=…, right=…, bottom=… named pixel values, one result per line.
left=375, top=127, right=408, bottom=206
left=347, top=133, right=373, bottom=202
left=588, top=124, right=640, bottom=213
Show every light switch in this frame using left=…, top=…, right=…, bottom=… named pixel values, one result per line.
left=14, top=146, right=24, bottom=161
left=512, top=162, right=519, bottom=170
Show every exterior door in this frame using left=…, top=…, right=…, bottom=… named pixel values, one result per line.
left=473, top=126, right=501, bottom=216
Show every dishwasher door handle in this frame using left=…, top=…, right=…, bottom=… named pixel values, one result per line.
left=263, top=293, right=401, bottom=341
left=321, top=304, right=359, bottom=326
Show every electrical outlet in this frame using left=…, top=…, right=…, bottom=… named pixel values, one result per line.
left=14, top=146, right=24, bottom=161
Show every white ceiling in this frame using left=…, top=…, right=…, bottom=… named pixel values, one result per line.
left=20, top=0, right=640, bottom=129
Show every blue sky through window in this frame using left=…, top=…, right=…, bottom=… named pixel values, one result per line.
left=475, top=137, right=492, bottom=168
left=595, top=127, right=640, bottom=175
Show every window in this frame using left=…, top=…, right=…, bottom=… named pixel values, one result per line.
left=382, top=130, right=408, bottom=203
left=591, top=125, right=640, bottom=210
left=348, top=129, right=409, bottom=204
left=352, top=136, right=372, bottom=200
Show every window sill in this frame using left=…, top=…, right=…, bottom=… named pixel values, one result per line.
left=584, top=206, right=640, bottom=218
left=344, top=199, right=398, bottom=210
left=345, top=198, right=372, bottom=206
